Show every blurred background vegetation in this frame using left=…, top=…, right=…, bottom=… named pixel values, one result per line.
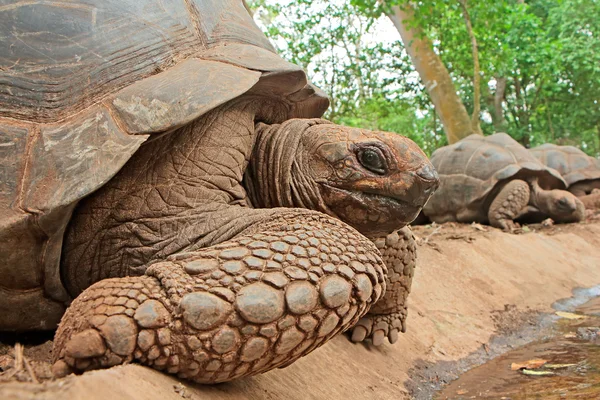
left=248, top=0, right=600, bottom=156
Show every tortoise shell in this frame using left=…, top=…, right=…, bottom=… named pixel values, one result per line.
left=530, top=144, right=600, bottom=187
left=0, top=0, right=328, bottom=330
left=423, top=133, right=566, bottom=223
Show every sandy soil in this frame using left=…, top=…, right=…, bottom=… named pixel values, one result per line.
left=1, top=218, right=599, bottom=400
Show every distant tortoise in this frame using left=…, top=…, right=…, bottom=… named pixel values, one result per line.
left=0, top=0, right=438, bottom=384
left=530, top=143, right=600, bottom=209
left=422, top=133, right=584, bottom=230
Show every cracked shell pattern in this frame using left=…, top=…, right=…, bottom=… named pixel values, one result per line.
left=53, top=213, right=386, bottom=383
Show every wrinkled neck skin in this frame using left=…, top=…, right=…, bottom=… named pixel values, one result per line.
left=528, top=177, right=567, bottom=216
left=62, top=97, right=290, bottom=295
left=245, top=120, right=331, bottom=215
left=528, top=180, right=550, bottom=213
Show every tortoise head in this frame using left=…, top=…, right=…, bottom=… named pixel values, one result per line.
left=248, top=119, right=439, bottom=236
left=300, top=122, right=439, bottom=234
left=540, top=190, right=585, bottom=223
left=530, top=180, right=585, bottom=223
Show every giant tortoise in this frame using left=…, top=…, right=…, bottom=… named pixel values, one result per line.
left=0, top=0, right=438, bottom=384
left=423, top=133, right=584, bottom=230
left=530, top=143, right=600, bottom=209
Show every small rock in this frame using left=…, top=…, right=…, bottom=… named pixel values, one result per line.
left=173, top=382, right=192, bottom=399
left=541, top=218, right=554, bottom=227
left=0, top=354, right=13, bottom=371
left=577, top=327, right=600, bottom=341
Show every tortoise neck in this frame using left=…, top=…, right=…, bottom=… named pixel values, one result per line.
left=246, top=120, right=327, bottom=213
left=528, top=179, right=552, bottom=213
left=168, top=97, right=287, bottom=206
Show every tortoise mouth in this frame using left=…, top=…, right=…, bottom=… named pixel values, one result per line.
left=360, top=191, right=423, bottom=224
left=361, top=190, right=422, bottom=213
left=320, top=184, right=423, bottom=232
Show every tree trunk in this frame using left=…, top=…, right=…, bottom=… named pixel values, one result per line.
left=458, top=0, right=482, bottom=135
left=493, top=76, right=508, bottom=131
left=242, top=0, right=254, bottom=16
left=385, top=2, right=473, bottom=144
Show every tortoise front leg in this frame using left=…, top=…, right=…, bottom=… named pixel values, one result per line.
left=580, top=190, right=600, bottom=209
left=571, top=181, right=600, bottom=209
left=487, top=179, right=530, bottom=231
left=52, top=211, right=386, bottom=383
left=569, top=180, right=600, bottom=197
left=350, top=227, right=416, bottom=346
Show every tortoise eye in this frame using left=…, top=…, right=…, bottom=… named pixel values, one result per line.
left=357, top=147, right=387, bottom=175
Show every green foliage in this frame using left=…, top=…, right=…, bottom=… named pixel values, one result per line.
left=336, top=96, right=448, bottom=154
left=250, top=0, right=443, bottom=153
left=540, top=0, right=600, bottom=153
left=251, top=0, right=600, bottom=156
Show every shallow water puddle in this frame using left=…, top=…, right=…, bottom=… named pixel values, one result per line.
left=436, top=297, right=600, bottom=399
left=577, top=297, right=600, bottom=317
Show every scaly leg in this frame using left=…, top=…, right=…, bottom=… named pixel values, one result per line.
left=52, top=211, right=387, bottom=383
left=580, top=190, right=600, bottom=209
left=350, top=227, right=415, bottom=346
left=569, top=180, right=600, bottom=197
left=487, top=179, right=530, bottom=231
left=571, top=181, right=600, bottom=209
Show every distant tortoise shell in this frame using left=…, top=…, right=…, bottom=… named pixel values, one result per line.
left=0, top=0, right=329, bottom=330
left=423, top=133, right=566, bottom=223
left=530, top=144, right=600, bottom=187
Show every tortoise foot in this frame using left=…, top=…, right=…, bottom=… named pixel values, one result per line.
left=350, top=312, right=404, bottom=346
left=499, top=220, right=520, bottom=232
left=349, top=227, right=415, bottom=347
left=52, top=276, right=171, bottom=378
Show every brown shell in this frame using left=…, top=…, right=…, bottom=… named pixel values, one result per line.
left=0, top=0, right=329, bottom=330
left=530, top=144, right=600, bottom=186
left=423, top=133, right=566, bottom=223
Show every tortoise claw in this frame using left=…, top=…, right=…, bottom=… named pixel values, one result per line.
left=388, top=328, right=399, bottom=344
left=351, top=325, right=368, bottom=343
left=349, top=312, right=404, bottom=346
left=51, top=360, right=73, bottom=378
left=372, top=330, right=385, bottom=346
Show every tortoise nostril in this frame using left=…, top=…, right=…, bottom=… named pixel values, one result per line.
left=421, top=179, right=439, bottom=199
left=416, top=164, right=439, bottom=182
left=415, top=164, right=440, bottom=201
left=406, top=168, right=440, bottom=208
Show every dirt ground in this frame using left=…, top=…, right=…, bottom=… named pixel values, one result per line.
left=1, top=215, right=600, bottom=400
